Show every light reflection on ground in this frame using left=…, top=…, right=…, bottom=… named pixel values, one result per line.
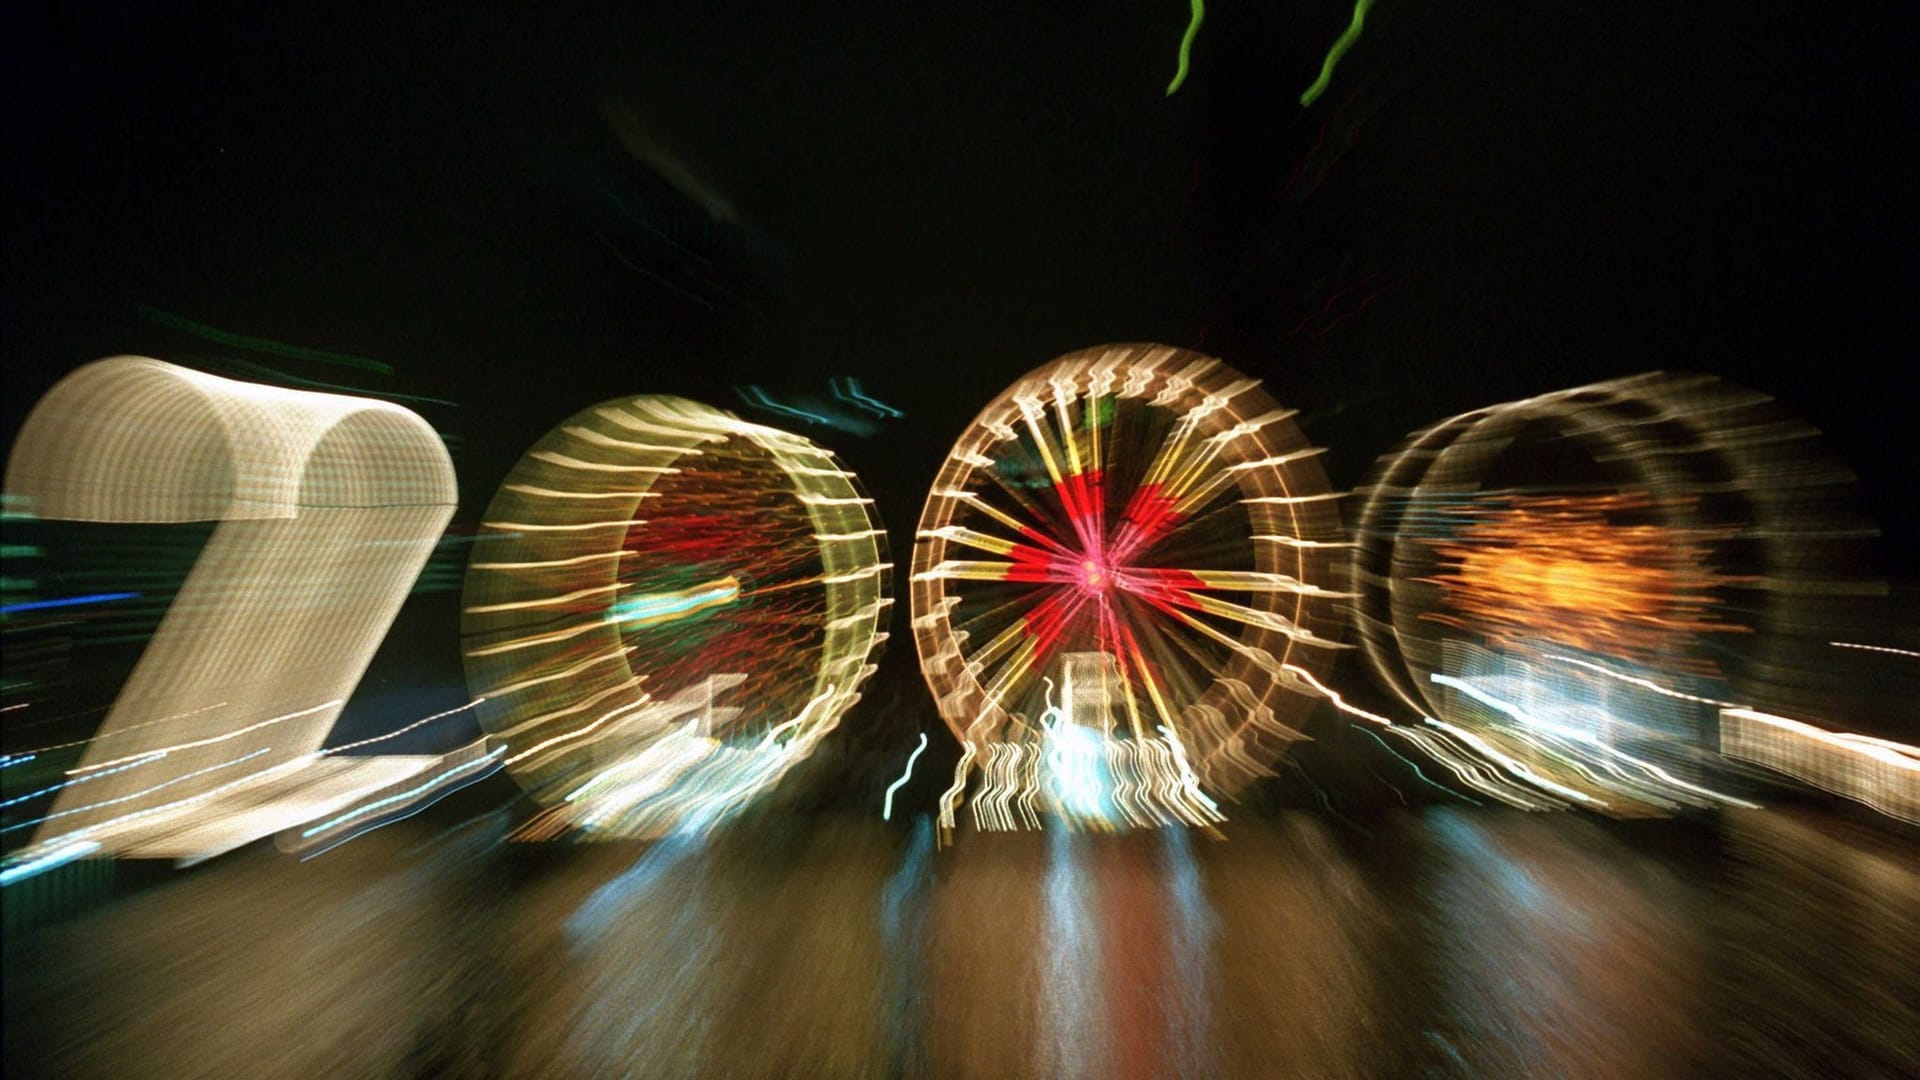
left=4, top=807, right=1917, bottom=1078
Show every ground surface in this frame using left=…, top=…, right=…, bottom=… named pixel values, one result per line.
left=5, top=805, right=1916, bottom=1079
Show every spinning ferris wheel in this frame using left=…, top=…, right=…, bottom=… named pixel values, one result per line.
left=910, top=344, right=1349, bottom=821
left=462, top=395, right=890, bottom=838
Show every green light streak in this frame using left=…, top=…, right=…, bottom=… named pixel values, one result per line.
left=1299, top=0, right=1373, bottom=107
left=137, top=305, right=395, bottom=375
left=1165, top=0, right=1205, bottom=96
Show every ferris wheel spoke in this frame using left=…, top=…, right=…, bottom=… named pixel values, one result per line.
left=1137, top=402, right=1207, bottom=492
left=1103, top=420, right=1198, bottom=554
left=1176, top=591, right=1344, bottom=649
left=1109, top=482, right=1188, bottom=566
left=1044, top=379, right=1087, bottom=481
left=943, top=489, right=1081, bottom=563
left=1167, top=460, right=1252, bottom=521
left=959, top=611, right=1040, bottom=674
left=1091, top=596, right=1150, bottom=740
left=977, top=620, right=1080, bottom=730
left=1157, top=431, right=1313, bottom=531
left=1014, top=397, right=1069, bottom=490
left=914, top=524, right=1032, bottom=559
left=1125, top=611, right=1222, bottom=727
left=1053, top=384, right=1115, bottom=550
left=1050, top=469, right=1108, bottom=556
left=1109, top=417, right=1264, bottom=564
left=1120, top=567, right=1346, bottom=599
left=1016, top=397, right=1109, bottom=553
left=1106, top=611, right=1184, bottom=738
left=1158, top=435, right=1235, bottom=511
left=1114, top=489, right=1254, bottom=565
left=1082, top=383, right=1107, bottom=491
left=1152, top=614, right=1231, bottom=692
left=917, top=559, right=1027, bottom=584
left=977, top=461, right=1077, bottom=546
left=1158, top=403, right=1285, bottom=500
left=1110, top=597, right=1191, bottom=682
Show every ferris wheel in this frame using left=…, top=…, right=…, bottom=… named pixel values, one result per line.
left=910, top=344, right=1348, bottom=821
left=462, top=395, right=890, bottom=838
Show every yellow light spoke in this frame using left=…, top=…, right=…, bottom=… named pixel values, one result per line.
left=917, top=525, right=1018, bottom=556
left=1185, top=592, right=1346, bottom=648
left=915, top=559, right=1018, bottom=583
left=1169, top=569, right=1351, bottom=597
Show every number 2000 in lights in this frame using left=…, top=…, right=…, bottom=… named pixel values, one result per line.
left=3, top=344, right=1352, bottom=867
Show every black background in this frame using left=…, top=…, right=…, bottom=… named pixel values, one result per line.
left=4, top=2, right=1913, bottom=800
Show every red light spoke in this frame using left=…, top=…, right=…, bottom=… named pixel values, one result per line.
left=981, top=461, right=1073, bottom=544
left=1002, top=541, right=1059, bottom=584
left=1110, top=482, right=1187, bottom=567
left=1053, top=468, right=1107, bottom=554
left=1113, top=567, right=1208, bottom=616
left=1020, top=586, right=1094, bottom=662
left=998, top=464, right=1229, bottom=659
left=1015, top=522, right=1079, bottom=559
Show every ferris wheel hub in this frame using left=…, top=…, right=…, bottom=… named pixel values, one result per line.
left=1077, top=555, right=1111, bottom=593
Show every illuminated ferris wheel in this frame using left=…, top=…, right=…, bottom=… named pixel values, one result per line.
left=462, top=395, right=890, bottom=838
left=910, top=344, right=1348, bottom=820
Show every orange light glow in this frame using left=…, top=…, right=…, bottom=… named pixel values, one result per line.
left=1420, top=493, right=1748, bottom=670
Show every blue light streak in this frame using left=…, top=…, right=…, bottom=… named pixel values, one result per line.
left=0, top=591, right=140, bottom=616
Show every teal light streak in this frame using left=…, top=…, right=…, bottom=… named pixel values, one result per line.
left=606, top=580, right=740, bottom=626
left=0, top=751, right=166, bottom=811
left=1358, top=725, right=1480, bottom=804
left=1299, top=0, right=1373, bottom=107
left=300, top=749, right=505, bottom=838
left=138, top=305, right=395, bottom=375
left=739, top=385, right=833, bottom=426
left=1, top=748, right=271, bottom=834
left=1, top=840, right=100, bottom=887
left=1165, top=0, right=1205, bottom=96
left=832, top=377, right=904, bottom=418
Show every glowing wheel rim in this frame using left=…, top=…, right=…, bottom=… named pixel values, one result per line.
left=910, top=344, right=1347, bottom=812
left=1348, top=372, right=1876, bottom=813
left=1352, top=371, right=1868, bottom=727
left=463, top=396, right=888, bottom=838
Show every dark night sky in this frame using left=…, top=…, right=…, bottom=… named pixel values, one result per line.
left=4, top=3, right=1914, bottom=779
